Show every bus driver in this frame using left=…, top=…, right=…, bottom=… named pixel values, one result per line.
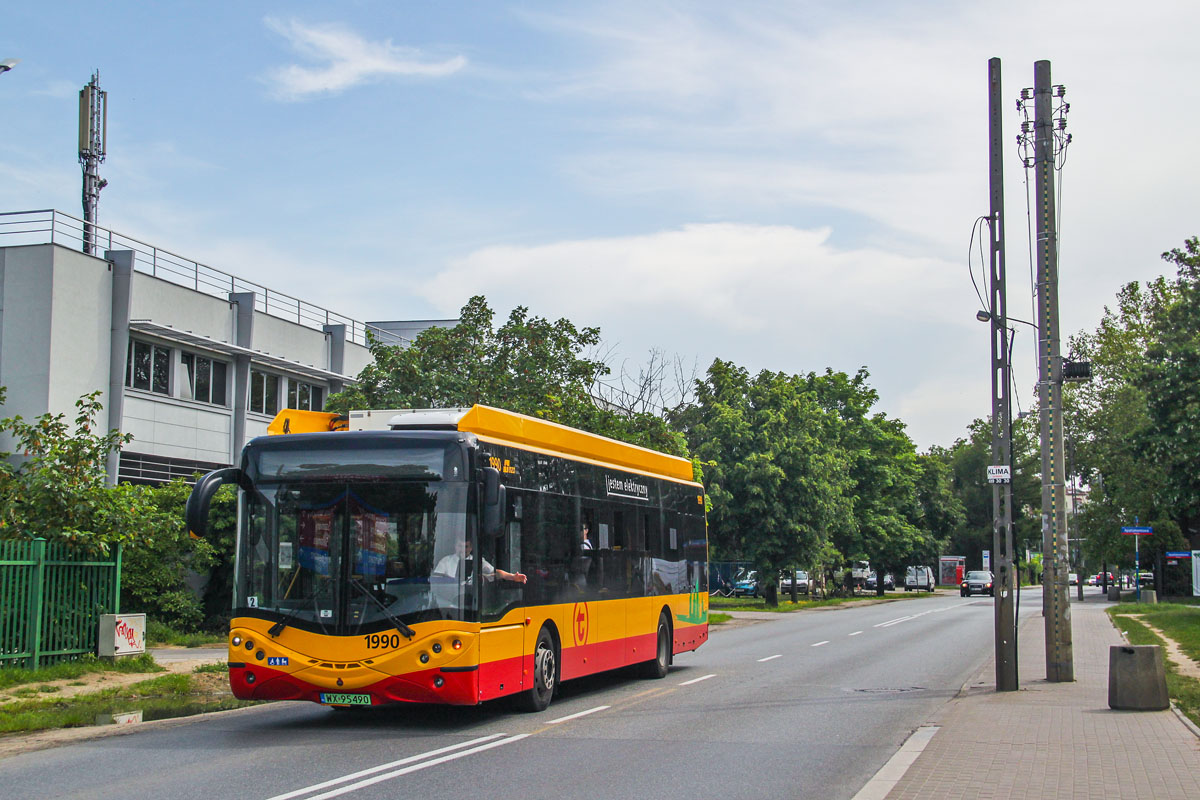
left=432, top=539, right=527, bottom=585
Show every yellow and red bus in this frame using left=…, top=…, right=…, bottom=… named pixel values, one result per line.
left=186, top=405, right=708, bottom=712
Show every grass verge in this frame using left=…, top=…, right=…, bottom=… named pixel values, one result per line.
left=0, top=672, right=256, bottom=735
left=0, top=654, right=163, bottom=692
left=709, top=591, right=926, bottom=613
left=1108, top=602, right=1200, bottom=728
left=147, top=620, right=227, bottom=648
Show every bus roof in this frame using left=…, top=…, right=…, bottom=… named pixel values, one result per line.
left=454, top=405, right=695, bottom=483
left=271, top=404, right=696, bottom=483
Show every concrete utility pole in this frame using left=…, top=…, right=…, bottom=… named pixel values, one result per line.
left=79, top=71, right=107, bottom=256
left=1032, top=59, right=1073, bottom=682
left=987, top=57, right=1018, bottom=692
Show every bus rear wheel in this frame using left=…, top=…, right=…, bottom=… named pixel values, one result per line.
left=517, top=627, right=557, bottom=712
left=640, top=612, right=671, bottom=679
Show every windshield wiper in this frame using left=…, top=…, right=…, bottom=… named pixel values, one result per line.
left=349, top=578, right=415, bottom=639
left=267, top=594, right=319, bottom=637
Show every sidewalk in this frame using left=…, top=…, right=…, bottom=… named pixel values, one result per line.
left=870, top=594, right=1200, bottom=800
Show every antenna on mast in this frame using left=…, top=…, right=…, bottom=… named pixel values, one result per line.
left=78, top=70, right=108, bottom=255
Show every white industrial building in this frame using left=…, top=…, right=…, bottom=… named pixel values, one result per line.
left=0, top=209, right=406, bottom=483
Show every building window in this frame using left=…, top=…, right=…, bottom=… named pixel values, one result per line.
left=181, top=353, right=228, bottom=406
left=249, top=370, right=280, bottom=416
left=287, top=380, right=325, bottom=411
left=126, top=339, right=170, bottom=395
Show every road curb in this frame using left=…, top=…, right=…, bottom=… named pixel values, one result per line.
left=0, top=700, right=276, bottom=761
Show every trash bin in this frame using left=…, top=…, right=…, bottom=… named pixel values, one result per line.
left=1140, top=589, right=1157, bottom=604
left=1107, top=585, right=1121, bottom=602
left=1108, top=645, right=1169, bottom=711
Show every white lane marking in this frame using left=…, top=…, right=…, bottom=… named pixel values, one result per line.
left=266, top=734, right=508, bottom=800
left=548, top=705, right=610, bottom=724
left=848, top=631, right=863, bottom=636
left=851, top=725, right=940, bottom=800
left=679, top=673, right=716, bottom=686
left=279, top=734, right=531, bottom=800
left=811, top=640, right=829, bottom=647
left=757, top=654, right=783, bottom=662
left=875, top=615, right=913, bottom=627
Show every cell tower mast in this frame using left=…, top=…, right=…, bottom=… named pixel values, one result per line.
left=78, top=71, right=107, bottom=256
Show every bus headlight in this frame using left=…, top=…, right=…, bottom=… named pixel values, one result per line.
left=420, top=652, right=430, bottom=664
left=232, top=636, right=242, bottom=647
left=432, top=643, right=442, bottom=654
left=452, top=639, right=462, bottom=650
left=433, top=676, right=444, bottom=688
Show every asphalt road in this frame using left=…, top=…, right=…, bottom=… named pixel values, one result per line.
left=0, top=589, right=1041, bottom=800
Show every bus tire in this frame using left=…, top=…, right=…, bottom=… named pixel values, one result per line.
left=517, top=626, right=557, bottom=712
left=640, top=611, right=671, bottom=679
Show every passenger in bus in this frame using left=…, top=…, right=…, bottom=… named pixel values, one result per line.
left=432, top=539, right=527, bottom=584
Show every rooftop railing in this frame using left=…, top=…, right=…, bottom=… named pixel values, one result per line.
left=0, top=209, right=406, bottom=348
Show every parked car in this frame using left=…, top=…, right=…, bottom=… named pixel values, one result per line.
left=1068, top=573, right=1078, bottom=586
left=865, top=571, right=894, bottom=590
left=905, top=565, right=936, bottom=592
left=733, top=570, right=761, bottom=597
left=779, top=569, right=810, bottom=594
left=961, top=570, right=995, bottom=597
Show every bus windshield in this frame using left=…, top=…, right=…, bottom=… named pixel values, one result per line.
left=236, top=480, right=475, bottom=633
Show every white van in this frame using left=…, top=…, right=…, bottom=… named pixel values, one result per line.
left=905, top=565, right=935, bottom=592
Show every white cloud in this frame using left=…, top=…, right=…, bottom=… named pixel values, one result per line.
left=263, top=17, right=467, bottom=100
left=419, top=222, right=980, bottom=447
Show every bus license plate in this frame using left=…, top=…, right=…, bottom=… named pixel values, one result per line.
left=320, top=693, right=371, bottom=706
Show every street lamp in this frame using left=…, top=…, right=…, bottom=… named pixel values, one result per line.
left=0, top=58, right=19, bottom=75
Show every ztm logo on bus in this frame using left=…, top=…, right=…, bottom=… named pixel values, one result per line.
left=572, top=602, right=589, bottom=646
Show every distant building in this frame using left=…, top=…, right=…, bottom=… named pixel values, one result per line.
left=0, top=210, right=393, bottom=484
left=366, top=318, right=459, bottom=346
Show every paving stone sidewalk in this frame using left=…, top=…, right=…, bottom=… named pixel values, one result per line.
left=876, top=596, right=1200, bottom=800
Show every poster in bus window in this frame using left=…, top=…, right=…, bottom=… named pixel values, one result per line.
left=354, top=513, right=389, bottom=577
left=298, top=510, right=333, bottom=576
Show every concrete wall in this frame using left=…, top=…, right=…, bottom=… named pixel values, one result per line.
left=0, top=245, right=55, bottom=420
left=0, top=241, right=376, bottom=475
left=123, top=394, right=232, bottom=463
left=131, top=272, right=233, bottom=341
left=47, top=246, right=112, bottom=416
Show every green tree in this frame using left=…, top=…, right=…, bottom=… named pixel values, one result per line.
left=1138, top=237, right=1200, bottom=542
left=803, top=369, right=929, bottom=594
left=0, top=391, right=141, bottom=552
left=119, top=480, right=219, bottom=631
left=0, top=389, right=220, bottom=630
left=329, top=295, right=687, bottom=456
left=680, top=360, right=852, bottom=605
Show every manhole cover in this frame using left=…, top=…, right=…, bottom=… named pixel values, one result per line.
left=848, top=686, right=924, bottom=694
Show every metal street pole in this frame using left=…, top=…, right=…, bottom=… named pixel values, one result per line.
left=1033, top=59, right=1073, bottom=682
left=987, top=57, right=1017, bottom=691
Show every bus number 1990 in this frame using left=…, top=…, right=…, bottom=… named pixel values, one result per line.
left=364, top=633, right=404, bottom=650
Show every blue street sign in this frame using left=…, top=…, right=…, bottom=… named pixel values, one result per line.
left=1165, top=551, right=1192, bottom=558
left=1121, top=526, right=1153, bottom=535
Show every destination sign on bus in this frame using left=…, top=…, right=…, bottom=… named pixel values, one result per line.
left=606, top=475, right=649, bottom=501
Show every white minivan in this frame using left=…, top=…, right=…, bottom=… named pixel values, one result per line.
left=905, top=565, right=936, bottom=592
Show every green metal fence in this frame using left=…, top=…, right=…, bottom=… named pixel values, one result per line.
left=0, top=538, right=122, bottom=669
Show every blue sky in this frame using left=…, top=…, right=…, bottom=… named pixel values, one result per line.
left=3, top=1, right=1197, bottom=448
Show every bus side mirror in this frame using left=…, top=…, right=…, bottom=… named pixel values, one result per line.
left=186, top=467, right=241, bottom=538
left=482, top=467, right=505, bottom=537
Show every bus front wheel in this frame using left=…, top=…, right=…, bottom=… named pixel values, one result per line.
left=517, top=627, right=557, bottom=712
